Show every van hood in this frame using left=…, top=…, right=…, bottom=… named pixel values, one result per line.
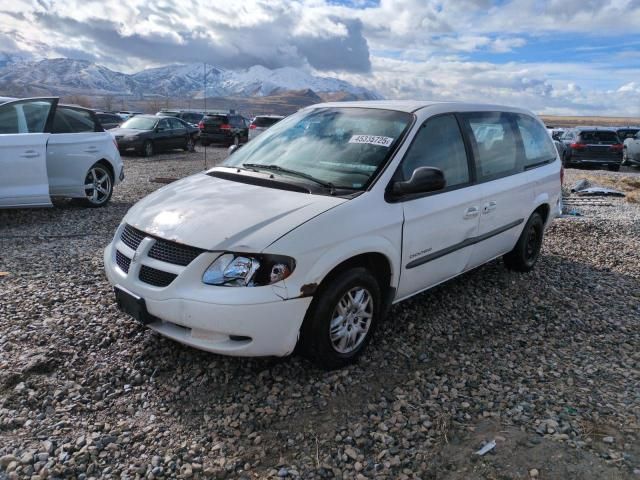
left=124, top=169, right=346, bottom=251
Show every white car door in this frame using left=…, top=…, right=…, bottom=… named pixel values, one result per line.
left=47, top=107, right=104, bottom=197
left=396, top=114, right=482, bottom=300
left=0, top=98, right=57, bottom=207
left=462, top=112, right=535, bottom=268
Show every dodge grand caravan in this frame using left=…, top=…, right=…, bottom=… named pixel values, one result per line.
left=105, top=101, right=561, bottom=369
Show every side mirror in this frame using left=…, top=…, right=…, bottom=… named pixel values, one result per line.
left=155, top=127, right=164, bottom=132
left=390, top=167, right=446, bottom=197
left=227, top=144, right=242, bottom=156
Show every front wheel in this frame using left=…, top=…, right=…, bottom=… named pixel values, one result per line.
left=142, top=140, right=154, bottom=157
left=299, top=267, right=381, bottom=369
left=79, top=163, right=113, bottom=208
left=504, top=212, right=544, bottom=272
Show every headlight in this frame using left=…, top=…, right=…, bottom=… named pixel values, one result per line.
left=202, top=253, right=295, bottom=286
left=124, top=135, right=139, bottom=141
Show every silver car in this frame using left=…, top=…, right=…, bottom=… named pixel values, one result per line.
left=248, top=115, right=284, bottom=141
left=0, top=97, right=124, bottom=208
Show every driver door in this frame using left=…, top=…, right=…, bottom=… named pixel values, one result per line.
left=0, top=98, right=57, bottom=207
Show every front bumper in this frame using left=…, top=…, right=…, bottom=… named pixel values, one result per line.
left=116, top=139, right=144, bottom=152
left=103, top=232, right=311, bottom=357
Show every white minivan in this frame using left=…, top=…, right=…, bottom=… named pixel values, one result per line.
left=105, top=101, right=561, bottom=368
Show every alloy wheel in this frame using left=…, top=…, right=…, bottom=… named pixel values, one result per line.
left=84, top=166, right=112, bottom=206
left=329, top=287, right=374, bottom=354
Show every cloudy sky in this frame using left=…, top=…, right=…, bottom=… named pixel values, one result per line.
left=2, top=0, right=640, bottom=115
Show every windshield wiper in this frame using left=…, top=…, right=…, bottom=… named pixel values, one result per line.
left=242, top=163, right=338, bottom=194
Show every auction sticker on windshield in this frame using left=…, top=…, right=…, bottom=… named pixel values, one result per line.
left=349, top=135, right=394, bottom=147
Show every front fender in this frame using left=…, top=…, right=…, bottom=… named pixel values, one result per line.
left=290, top=236, right=401, bottom=299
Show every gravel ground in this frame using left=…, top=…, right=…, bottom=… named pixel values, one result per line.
left=1, top=151, right=639, bottom=480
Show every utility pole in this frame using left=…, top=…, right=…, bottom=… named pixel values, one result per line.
left=204, top=62, right=207, bottom=169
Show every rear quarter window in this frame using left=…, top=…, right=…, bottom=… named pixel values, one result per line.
left=514, top=114, right=557, bottom=166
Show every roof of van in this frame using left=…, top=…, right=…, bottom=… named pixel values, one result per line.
left=306, top=100, right=533, bottom=114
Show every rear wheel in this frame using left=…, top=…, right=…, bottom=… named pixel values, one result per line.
left=79, top=162, right=113, bottom=208
left=299, top=267, right=381, bottom=369
left=504, top=212, right=544, bottom=272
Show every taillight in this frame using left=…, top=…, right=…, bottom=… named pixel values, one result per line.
left=570, top=142, right=585, bottom=150
left=198, top=121, right=204, bottom=129
left=249, top=124, right=257, bottom=129
left=611, top=143, right=623, bottom=152
left=220, top=124, right=231, bottom=130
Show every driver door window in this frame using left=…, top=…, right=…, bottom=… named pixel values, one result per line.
left=400, top=114, right=470, bottom=189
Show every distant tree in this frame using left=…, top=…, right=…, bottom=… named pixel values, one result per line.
left=66, top=95, right=92, bottom=107
left=103, top=95, right=114, bottom=111
left=145, top=97, right=164, bottom=114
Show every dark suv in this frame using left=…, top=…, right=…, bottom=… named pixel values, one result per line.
left=199, top=114, right=249, bottom=146
left=560, top=128, right=623, bottom=171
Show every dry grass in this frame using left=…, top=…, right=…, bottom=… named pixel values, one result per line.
left=541, top=115, right=640, bottom=128
left=572, top=173, right=640, bottom=203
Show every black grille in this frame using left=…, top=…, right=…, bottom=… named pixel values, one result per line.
left=121, top=224, right=146, bottom=250
left=148, top=239, right=204, bottom=266
left=115, top=250, right=131, bottom=273
left=139, top=265, right=177, bottom=287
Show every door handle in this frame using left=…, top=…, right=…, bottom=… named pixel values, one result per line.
left=20, top=150, right=40, bottom=158
left=483, top=201, right=497, bottom=214
left=464, top=206, right=479, bottom=218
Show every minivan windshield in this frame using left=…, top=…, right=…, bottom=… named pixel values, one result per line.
left=224, top=107, right=413, bottom=190
left=121, top=117, right=157, bottom=130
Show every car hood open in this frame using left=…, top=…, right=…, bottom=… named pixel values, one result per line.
left=123, top=169, right=347, bottom=251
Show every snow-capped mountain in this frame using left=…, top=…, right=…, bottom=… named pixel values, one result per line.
left=0, top=58, right=382, bottom=100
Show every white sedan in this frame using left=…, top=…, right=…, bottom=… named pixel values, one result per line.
left=0, top=97, right=124, bottom=208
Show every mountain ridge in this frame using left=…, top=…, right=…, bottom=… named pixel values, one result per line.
left=0, top=57, right=382, bottom=100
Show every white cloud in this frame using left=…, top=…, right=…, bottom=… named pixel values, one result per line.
left=1, top=0, right=640, bottom=115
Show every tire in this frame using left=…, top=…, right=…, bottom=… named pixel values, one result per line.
left=504, top=212, right=544, bottom=272
left=142, top=140, right=154, bottom=157
left=608, top=164, right=620, bottom=172
left=79, top=162, right=113, bottom=208
left=299, top=267, right=381, bottom=369
left=184, top=136, right=194, bottom=152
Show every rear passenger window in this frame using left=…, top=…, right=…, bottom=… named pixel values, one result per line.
left=52, top=108, right=96, bottom=133
left=463, top=112, right=519, bottom=181
left=514, top=114, right=557, bottom=166
left=400, top=114, right=470, bottom=188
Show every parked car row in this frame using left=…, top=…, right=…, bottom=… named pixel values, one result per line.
left=548, top=126, right=640, bottom=171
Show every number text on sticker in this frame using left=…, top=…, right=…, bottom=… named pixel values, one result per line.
left=349, top=135, right=394, bottom=147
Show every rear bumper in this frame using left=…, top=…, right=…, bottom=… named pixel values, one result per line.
left=200, top=132, right=232, bottom=144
